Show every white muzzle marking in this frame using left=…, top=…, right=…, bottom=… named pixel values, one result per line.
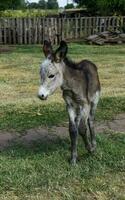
left=38, top=86, right=49, bottom=99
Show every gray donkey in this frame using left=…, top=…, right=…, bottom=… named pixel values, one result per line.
left=38, top=40, right=101, bottom=165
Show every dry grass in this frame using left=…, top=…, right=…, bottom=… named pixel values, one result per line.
left=1, top=44, right=125, bottom=106
left=0, top=44, right=125, bottom=200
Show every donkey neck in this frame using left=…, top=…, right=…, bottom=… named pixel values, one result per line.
left=61, top=58, right=87, bottom=100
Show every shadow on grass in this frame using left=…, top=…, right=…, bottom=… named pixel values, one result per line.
left=1, top=131, right=125, bottom=165
left=0, top=132, right=125, bottom=197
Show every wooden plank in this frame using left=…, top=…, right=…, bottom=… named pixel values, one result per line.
left=68, top=18, right=72, bottom=39
left=37, top=17, right=41, bottom=44
left=84, top=17, right=88, bottom=36
left=70, top=18, right=74, bottom=39
left=23, top=18, right=27, bottom=44
left=112, top=17, right=115, bottom=31
left=57, top=17, right=61, bottom=43
left=28, top=18, right=32, bottom=44
left=91, top=17, right=93, bottom=35
left=12, top=18, right=16, bottom=44
left=107, top=17, right=111, bottom=29
left=54, top=18, right=58, bottom=44
left=41, top=18, right=45, bottom=43
left=81, top=17, right=85, bottom=37
left=50, top=18, right=53, bottom=43
left=40, top=18, right=43, bottom=43
left=61, top=18, right=65, bottom=40
left=75, top=17, right=78, bottom=38
left=44, top=18, right=49, bottom=41
left=79, top=17, right=82, bottom=38
left=16, top=18, right=19, bottom=44
left=0, top=18, right=3, bottom=44
left=78, top=18, right=80, bottom=38
left=94, top=17, right=97, bottom=34
left=34, top=17, right=38, bottom=44
left=88, top=17, right=92, bottom=35
left=8, top=18, right=12, bottom=44
left=103, top=17, right=107, bottom=32
left=116, top=17, right=121, bottom=30
left=3, top=18, right=7, bottom=44
left=32, top=17, right=35, bottom=44
left=65, top=18, right=69, bottom=39
left=98, top=17, right=102, bottom=33
left=19, top=18, right=23, bottom=44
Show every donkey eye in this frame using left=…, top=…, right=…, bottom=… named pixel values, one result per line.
left=48, top=74, right=55, bottom=78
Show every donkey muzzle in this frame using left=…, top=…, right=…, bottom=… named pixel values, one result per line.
left=38, top=94, right=48, bottom=100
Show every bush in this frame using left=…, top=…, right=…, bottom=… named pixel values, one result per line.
left=0, top=9, right=59, bottom=17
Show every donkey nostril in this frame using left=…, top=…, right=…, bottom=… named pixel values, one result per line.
left=38, top=93, right=47, bottom=100
left=38, top=94, right=44, bottom=99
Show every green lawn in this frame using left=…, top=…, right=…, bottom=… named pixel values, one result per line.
left=0, top=44, right=125, bottom=199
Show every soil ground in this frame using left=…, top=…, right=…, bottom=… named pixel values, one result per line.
left=0, top=113, right=125, bottom=150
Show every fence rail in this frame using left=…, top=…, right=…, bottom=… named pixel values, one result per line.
left=0, top=16, right=125, bottom=45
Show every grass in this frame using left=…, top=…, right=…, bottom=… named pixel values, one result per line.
left=0, top=43, right=125, bottom=199
left=0, top=44, right=125, bottom=131
left=0, top=133, right=125, bottom=199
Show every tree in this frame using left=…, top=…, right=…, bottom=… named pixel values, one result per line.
left=46, top=0, right=59, bottom=9
left=65, top=3, right=74, bottom=9
left=0, top=0, right=25, bottom=10
left=27, top=2, right=39, bottom=9
left=0, top=0, right=9, bottom=10
left=73, top=0, right=125, bottom=15
left=38, top=0, right=47, bottom=9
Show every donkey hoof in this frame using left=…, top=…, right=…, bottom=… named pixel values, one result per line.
left=88, top=146, right=96, bottom=154
left=92, top=141, right=96, bottom=149
left=70, top=158, right=77, bottom=166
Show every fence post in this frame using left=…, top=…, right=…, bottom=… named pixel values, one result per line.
left=0, top=16, right=125, bottom=44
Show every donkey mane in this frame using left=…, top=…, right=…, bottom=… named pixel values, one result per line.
left=64, top=57, right=77, bottom=69
left=64, top=57, right=97, bottom=72
left=64, top=57, right=100, bottom=96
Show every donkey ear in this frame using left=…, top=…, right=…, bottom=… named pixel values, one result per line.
left=43, top=40, right=53, bottom=57
left=55, top=40, right=68, bottom=60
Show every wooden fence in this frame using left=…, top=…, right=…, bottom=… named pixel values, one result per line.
left=0, top=16, right=125, bottom=45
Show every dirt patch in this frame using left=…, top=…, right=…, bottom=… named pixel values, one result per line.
left=0, top=132, right=17, bottom=150
left=0, top=113, right=125, bottom=150
left=0, top=46, right=15, bottom=54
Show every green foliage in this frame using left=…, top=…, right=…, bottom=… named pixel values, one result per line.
left=47, top=0, right=59, bottom=9
left=27, top=2, right=39, bottom=9
left=0, top=9, right=59, bottom=17
left=27, top=0, right=59, bottom=9
left=39, top=0, right=47, bottom=9
left=0, top=0, right=25, bottom=11
left=0, top=0, right=59, bottom=11
left=74, top=0, right=125, bottom=15
left=65, top=3, right=75, bottom=9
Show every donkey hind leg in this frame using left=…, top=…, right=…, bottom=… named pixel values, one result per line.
left=68, top=107, right=78, bottom=165
left=78, top=119, right=92, bottom=153
left=78, top=104, right=93, bottom=153
left=88, top=117, right=96, bottom=152
left=88, top=92, right=100, bottom=151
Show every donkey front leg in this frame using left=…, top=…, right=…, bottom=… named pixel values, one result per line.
left=67, top=107, right=78, bottom=165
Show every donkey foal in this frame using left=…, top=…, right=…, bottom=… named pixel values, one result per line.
left=38, top=40, right=101, bottom=165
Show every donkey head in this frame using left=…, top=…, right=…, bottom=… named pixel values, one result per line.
left=38, top=40, right=68, bottom=100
